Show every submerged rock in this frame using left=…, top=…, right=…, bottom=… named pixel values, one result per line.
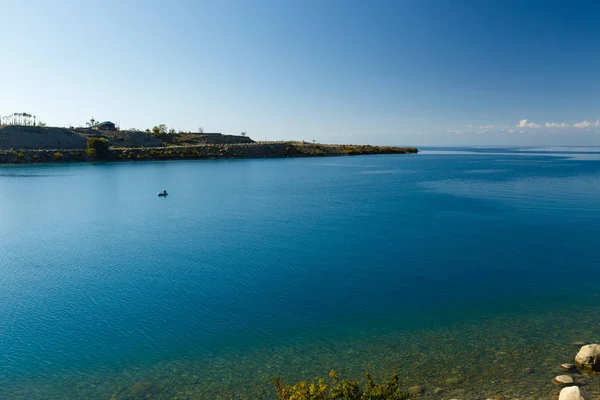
left=560, top=363, right=576, bottom=371
left=558, top=386, right=591, bottom=400
left=408, top=385, right=424, bottom=394
left=131, top=382, right=155, bottom=395
left=575, top=344, right=600, bottom=372
left=445, top=377, right=462, bottom=385
left=552, top=375, right=574, bottom=385
left=522, top=367, right=534, bottom=374
left=574, top=377, right=587, bottom=386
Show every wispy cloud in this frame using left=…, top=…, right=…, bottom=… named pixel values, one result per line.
left=573, top=120, right=600, bottom=128
left=545, top=122, right=570, bottom=128
left=452, top=118, right=600, bottom=136
left=517, top=119, right=541, bottom=128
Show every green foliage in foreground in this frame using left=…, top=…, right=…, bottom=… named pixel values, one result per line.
left=273, top=370, right=411, bottom=400
left=87, top=137, right=110, bottom=158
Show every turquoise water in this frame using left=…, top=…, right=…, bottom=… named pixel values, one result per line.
left=1, top=149, right=600, bottom=399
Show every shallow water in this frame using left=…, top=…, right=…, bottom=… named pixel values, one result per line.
left=1, top=150, right=599, bottom=399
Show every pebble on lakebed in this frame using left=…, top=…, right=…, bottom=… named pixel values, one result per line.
left=522, top=367, right=534, bottom=374
left=407, top=385, right=424, bottom=394
left=445, top=376, right=462, bottom=385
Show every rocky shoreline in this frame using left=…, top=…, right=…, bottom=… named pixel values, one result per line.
left=401, top=342, right=600, bottom=400
left=0, top=142, right=418, bottom=164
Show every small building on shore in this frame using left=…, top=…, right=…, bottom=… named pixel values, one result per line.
left=95, top=121, right=116, bottom=131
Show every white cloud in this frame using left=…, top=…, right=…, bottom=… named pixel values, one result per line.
left=573, top=120, right=600, bottom=128
left=507, top=129, right=514, bottom=133
left=545, top=122, right=570, bottom=128
left=517, top=119, right=541, bottom=128
left=466, top=124, right=472, bottom=128
left=480, top=125, right=494, bottom=129
left=574, top=120, right=591, bottom=128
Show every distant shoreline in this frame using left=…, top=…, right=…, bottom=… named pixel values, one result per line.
left=0, top=142, right=418, bottom=164
left=0, top=125, right=417, bottom=164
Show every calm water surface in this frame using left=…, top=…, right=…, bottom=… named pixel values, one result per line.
left=1, top=149, right=600, bottom=399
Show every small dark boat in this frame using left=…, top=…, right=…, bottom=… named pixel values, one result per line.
left=157, top=190, right=168, bottom=197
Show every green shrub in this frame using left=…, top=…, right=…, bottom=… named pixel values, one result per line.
left=87, top=138, right=110, bottom=158
left=273, top=370, right=411, bottom=400
left=53, top=152, right=63, bottom=161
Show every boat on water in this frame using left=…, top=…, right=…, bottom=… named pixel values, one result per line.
left=158, top=190, right=168, bottom=197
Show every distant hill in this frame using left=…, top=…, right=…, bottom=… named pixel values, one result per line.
left=0, top=126, right=253, bottom=150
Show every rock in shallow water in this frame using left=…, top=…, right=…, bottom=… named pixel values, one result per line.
left=575, top=344, right=600, bottom=372
left=552, top=375, right=574, bottom=385
left=445, top=377, right=462, bottom=385
left=522, top=367, right=534, bottom=374
left=560, top=363, right=576, bottom=371
left=558, top=386, right=591, bottom=400
left=408, top=385, right=424, bottom=394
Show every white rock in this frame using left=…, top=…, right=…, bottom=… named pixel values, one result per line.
left=552, top=375, right=574, bottom=385
left=559, top=386, right=591, bottom=400
left=575, top=344, right=600, bottom=371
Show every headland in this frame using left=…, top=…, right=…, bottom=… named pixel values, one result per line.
left=0, top=125, right=417, bottom=164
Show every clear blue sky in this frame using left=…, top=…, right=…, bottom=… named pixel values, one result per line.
left=1, top=0, right=599, bottom=146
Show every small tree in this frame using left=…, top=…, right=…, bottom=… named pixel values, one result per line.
left=87, top=137, right=110, bottom=158
left=198, top=127, right=204, bottom=134
left=273, top=370, right=410, bottom=400
left=152, top=124, right=167, bottom=134
left=241, top=132, right=246, bottom=137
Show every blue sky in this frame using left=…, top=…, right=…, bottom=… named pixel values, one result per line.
left=1, top=0, right=599, bottom=145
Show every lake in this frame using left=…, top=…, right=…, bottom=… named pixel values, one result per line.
left=1, top=148, right=600, bottom=399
